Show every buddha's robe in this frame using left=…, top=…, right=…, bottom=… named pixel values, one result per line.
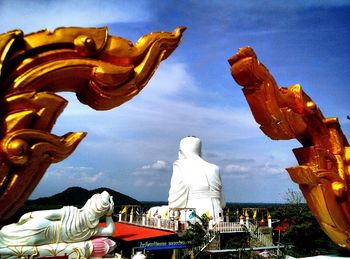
left=0, top=206, right=98, bottom=246
left=168, top=155, right=225, bottom=222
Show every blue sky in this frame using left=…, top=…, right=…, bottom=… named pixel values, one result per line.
left=1, top=0, right=349, bottom=203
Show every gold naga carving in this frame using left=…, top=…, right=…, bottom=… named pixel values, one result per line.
left=229, top=46, right=350, bottom=249
left=0, top=26, right=186, bottom=222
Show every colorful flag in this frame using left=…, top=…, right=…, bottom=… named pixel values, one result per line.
left=253, top=210, right=257, bottom=219
left=130, top=207, right=133, bottom=215
left=203, top=211, right=210, bottom=218
left=189, top=210, right=196, bottom=219
left=121, top=207, right=127, bottom=214
left=153, top=209, right=158, bottom=217
left=136, top=208, right=140, bottom=215
left=164, top=209, right=168, bottom=218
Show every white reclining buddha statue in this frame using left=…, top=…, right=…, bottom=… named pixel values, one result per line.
left=0, top=191, right=116, bottom=258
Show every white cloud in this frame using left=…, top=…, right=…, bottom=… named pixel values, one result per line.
left=123, top=99, right=258, bottom=142
left=260, top=162, right=284, bottom=176
left=133, top=178, right=155, bottom=187
left=223, top=164, right=250, bottom=174
left=130, top=160, right=171, bottom=194
left=44, top=165, right=105, bottom=183
left=31, top=164, right=108, bottom=198
left=140, top=62, right=200, bottom=98
left=139, top=160, right=167, bottom=171
left=221, top=159, right=285, bottom=180
left=0, top=0, right=151, bottom=33
left=151, top=160, right=167, bottom=170
left=133, top=160, right=169, bottom=176
left=133, top=178, right=168, bottom=188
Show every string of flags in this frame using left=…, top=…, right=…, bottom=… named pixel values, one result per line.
left=189, top=210, right=196, bottom=219
left=117, top=207, right=274, bottom=225
left=241, top=209, right=271, bottom=220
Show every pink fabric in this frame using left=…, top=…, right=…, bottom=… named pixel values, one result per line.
left=91, top=238, right=115, bottom=257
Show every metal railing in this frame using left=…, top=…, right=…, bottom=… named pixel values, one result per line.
left=246, top=222, right=272, bottom=246
left=119, top=215, right=272, bottom=247
left=213, top=222, right=272, bottom=246
left=213, top=222, right=246, bottom=233
left=119, top=215, right=188, bottom=232
left=198, top=231, right=218, bottom=252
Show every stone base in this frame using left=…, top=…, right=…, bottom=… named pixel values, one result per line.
left=0, top=240, right=92, bottom=258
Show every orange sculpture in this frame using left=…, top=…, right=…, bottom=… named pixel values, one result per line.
left=229, top=47, right=350, bottom=249
left=0, top=26, right=185, bottom=222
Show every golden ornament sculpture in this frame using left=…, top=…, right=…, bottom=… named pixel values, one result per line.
left=0, top=26, right=185, bottom=222
left=229, top=46, right=350, bottom=249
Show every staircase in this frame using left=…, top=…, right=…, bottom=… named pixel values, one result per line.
left=194, top=231, right=219, bottom=257
left=196, top=221, right=272, bottom=256
left=246, top=222, right=272, bottom=246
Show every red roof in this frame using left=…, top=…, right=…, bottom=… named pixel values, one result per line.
left=100, top=222, right=176, bottom=241
left=274, top=225, right=287, bottom=231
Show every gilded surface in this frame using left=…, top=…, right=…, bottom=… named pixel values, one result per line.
left=0, top=26, right=185, bottom=222
left=229, top=47, right=350, bottom=249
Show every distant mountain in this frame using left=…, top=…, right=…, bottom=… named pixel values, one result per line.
left=26, top=186, right=141, bottom=208
left=3, top=187, right=140, bottom=226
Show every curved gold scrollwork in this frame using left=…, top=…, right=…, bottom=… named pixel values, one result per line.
left=229, top=47, right=350, bottom=249
left=0, top=26, right=185, bottom=222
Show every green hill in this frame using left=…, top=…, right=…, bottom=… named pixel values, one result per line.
left=26, top=186, right=140, bottom=208
left=4, top=187, right=140, bottom=225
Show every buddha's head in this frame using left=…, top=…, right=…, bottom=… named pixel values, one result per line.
left=82, top=191, right=113, bottom=224
left=179, top=136, right=202, bottom=159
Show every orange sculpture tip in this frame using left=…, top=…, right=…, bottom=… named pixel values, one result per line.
left=306, top=101, right=316, bottom=111
left=332, top=182, right=345, bottom=197
left=173, top=26, right=187, bottom=36
left=228, top=46, right=256, bottom=66
left=306, top=101, right=315, bottom=107
left=7, top=29, right=23, bottom=37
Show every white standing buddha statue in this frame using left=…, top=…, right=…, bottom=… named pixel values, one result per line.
left=168, top=136, right=226, bottom=223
